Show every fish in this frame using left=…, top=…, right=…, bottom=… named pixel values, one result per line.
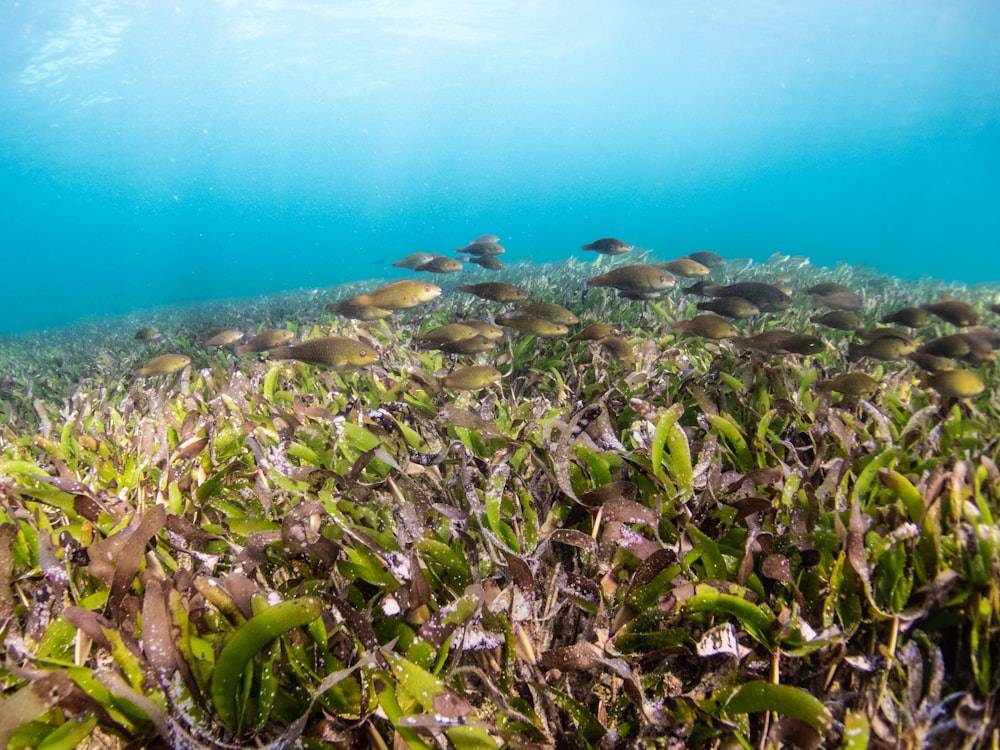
left=881, top=307, right=932, bottom=328
left=347, top=280, right=442, bottom=310
left=455, top=320, right=505, bottom=340
left=202, top=329, right=243, bottom=347
left=236, top=328, right=295, bottom=354
left=683, top=281, right=724, bottom=297
left=456, top=282, right=528, bottom=302
left=705, top=282, right=792, bottom=312
left=655, top=259, right=710, bottom=277
left=415, top=255, right=463, bottom=273
left=848, top=335, right=914, bottom=361
left=916, top=334, right=971, bottom=359
left=413, top=324, right=481, bottom=346
left=733, top=330, right=826, bottom=355
left=922, top=369, right=985, bottom=398
left=137, top=353, right=190, bottom=376
left=587, top=264, right=675, bottom=293
left=802, top=282, right=851, bottom=296
left=675, top=314, right=739, bottom=339
left=441, top=365, right=502, bottom=390
left=134, top=327, right=161, bottom=341
left=817, top=372, right=878, bottom=397
left=920, top=298, right=979, bottom=327
left=857, top=327, right=914, bottom=344
left=695, top=297, right=760, bottom=319
left=570, top=323, right=616, bottom=341
left=917, top=330, right=996, bottom=363
left=496, top=314, right=570, bottom=337
left=811, top=291, right=866, bottom=311
left=907, top=352, right=954, bottom=373
left=991, top=303, right=1000, bottom=316
left=598, top=335, right=635, bottom=364
left=471, top=234, right=500, bottom=244
left=324, top=301, right=394, bottom=320
left=582, top=238, right=633, bottom=255
left=269, top=336, right=379, bottom=370
left=685, top=251, right=726, bottom=268
left=437, top=335, right=499, bottom=354
left=392, top=252, right=437, bottom=270
left=467, top=256, right=507, bottom=271
left=516, top=301, right=579, bottom=325
left=931, top=330, right=996, bottom=364
left=810, top=311, right=864, bottom=332
left=456, top=241, right=505, bottom=256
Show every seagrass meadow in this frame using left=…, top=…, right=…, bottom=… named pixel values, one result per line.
left=1, top=253, right=999, bottom=749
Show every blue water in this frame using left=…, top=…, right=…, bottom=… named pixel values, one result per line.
left=2, top=0, right=999, bottom=336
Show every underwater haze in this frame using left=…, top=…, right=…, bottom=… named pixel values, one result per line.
left=2, top=0, right=999, bottom=336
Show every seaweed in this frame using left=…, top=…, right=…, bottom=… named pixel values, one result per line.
left=0, top=255, right=998, bottom=747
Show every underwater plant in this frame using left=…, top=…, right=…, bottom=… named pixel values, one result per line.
left=0, top=254, right=998, bottom=748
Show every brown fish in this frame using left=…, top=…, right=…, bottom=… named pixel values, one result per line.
left=685, top=251, right=726, bottom=268
left=413, top=324, right=480, bottom=346
left=134, top=327, right=161, bottom=341
left=438, top=335, right=499, bottom=354
left=916, top=334, right=971, bottom=359
left=348, top=280, right=442, bottom=310
left=570, top=323, right=616, bottom=341
left=496, top=315, right=569, bottom=337
left=857, top=327, right=914, bottom=344
left=848, top=335, right=914, bottom=361
left=675, top=314, right=739, bottom=339
left=269, top=336, right=379, bottom=370
left=683, top=280, right=724, bottom=297
left=582, top=237, right=633, bottom=255
left=734, top=330, right=826, bottom=355
left=467, top=255, right=507, bottom=271
left=202, top=329, right=243, bottom=347
left=696, top=297, right=759, bottom=319
left=922, top=369, right=985, bottom=398
left=817, top=372, right=878, bottom=397
left=392, top=252, right=436, bottom=270
left=881, top=307, right=932, bottom=328
left=456, top=320, right=505, bottom=340
left=803, top=282, right=851, bottom=296
left=955, top=330, right=997, bottom=363
left=441, top=365, right=502, bottom=390
left=236, top=328, right=294, bottom=354
left=990, top=302, right=1000, bottom=316
left=907, top=352, right=954, bottom=373
left=516, top=301, right=579, bottom=325
left=810, top=311, right=864, bottom=331
left=415, top=255, right=463, bottom=273
left=706, top=282, right=792, bottom=312
left=325, top=301, right=393, bottom=320
left=456, top=241, right=505, bottom=256
left=921, top=299, right=979, bottom=327
left=598, top=335, right=635, bottom=364
left=655, top=258, right=710, bottom=277
left=587, top=264, right=675, bottom=293
left=137, top=353, right=190, bottom=376
left=457, top=282, right=528, bottom=302
left=811, top=291, right=866, bottom=311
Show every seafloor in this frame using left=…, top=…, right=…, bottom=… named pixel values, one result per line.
left=0, top=253, right=998, bottom=748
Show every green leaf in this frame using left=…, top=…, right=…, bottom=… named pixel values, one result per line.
left=725, top=681, right=832, bottom=733
left=683, top=588, right=776, bottom=650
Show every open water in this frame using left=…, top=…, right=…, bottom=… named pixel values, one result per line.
left=2, top=0, right=999, bottom=336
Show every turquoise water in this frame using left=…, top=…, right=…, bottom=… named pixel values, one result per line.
left=2, top=0, right=999, bottom=336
